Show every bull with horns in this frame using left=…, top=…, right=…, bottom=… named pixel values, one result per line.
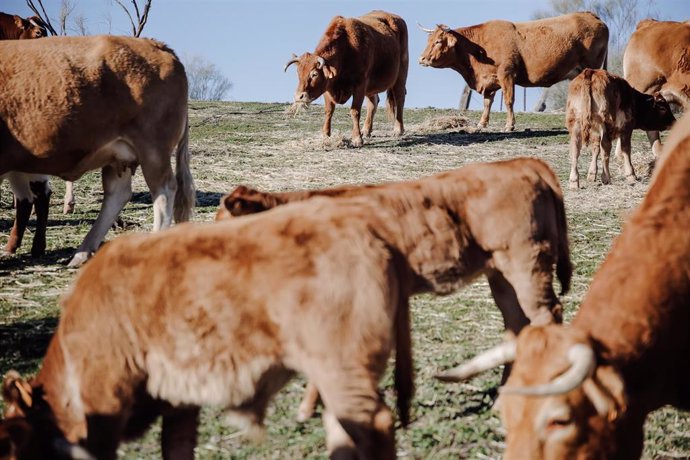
left=284, top=10, right=408, bottom=147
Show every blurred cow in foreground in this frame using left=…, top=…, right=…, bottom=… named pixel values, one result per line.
left=565, top=68, right=675, bottom=189
left=619, top=19, right=690, bottom=158
left=438, top=113, right=690, bottom=459
left=218, top=158, right=572, bottom=422
left=284, top=10, right=408, bottom=147
left=418, top=12, right=608, bottom=131
left=0, top=35, right=195, bottom=266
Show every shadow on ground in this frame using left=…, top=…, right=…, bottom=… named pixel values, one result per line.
left=0, top=317, right=57, bottom=373
left=400, top=128, right=568, bottom=148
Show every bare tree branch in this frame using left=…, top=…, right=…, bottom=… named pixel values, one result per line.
left=113, top=0, right=152, bottom=37
left=59, top=0, right=76, bottom=36
left=26, top=0, right=58, bottom=36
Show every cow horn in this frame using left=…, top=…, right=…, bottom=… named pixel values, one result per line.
left=316, top=56, right=326, bottom=69
left=500, top=344, right=596, bottom=396
left=438, top=24, right=452, bottom=32
left=284, top=53, right=299, bottom=73
left=435, top=340, right=516, bottom=382
left=416, top=22, right=435, bottom=34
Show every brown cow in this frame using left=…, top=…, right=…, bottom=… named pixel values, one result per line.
left=284, top=10, right=408, bottom=147
left=217, top=158, right=572, bottom=422
left=0, top=35, right=195, bottom=266
left=0, top=190, right=425, bottom=460
left=418, top=12, right=608, bottom=131
left=437, top=113, right=690, bottom=459
left=565, top=68, right=675, bottom=189
left=618, top=19, right=690, bottom=158
left=0, top=13, right=45, bottom=39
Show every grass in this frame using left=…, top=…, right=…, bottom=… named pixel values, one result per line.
left=1, top=101, right=688, bottom=459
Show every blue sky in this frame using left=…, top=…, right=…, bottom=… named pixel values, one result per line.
left=5, top=0, right=689, bottom=109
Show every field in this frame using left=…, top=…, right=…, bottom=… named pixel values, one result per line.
left=1, top=101, right=689, bottom=459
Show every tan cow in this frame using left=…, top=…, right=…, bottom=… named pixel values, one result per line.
left=284, top=10, right=408, bottom=147
left=565, top=68, right=675, bottom=189
left=620, top=19, right=690, bottom=157
left=0, top=35, right=195, bottom=266
left=438, top=113, right=690, bottom=459
left=418, top=12, right=608, bottom=131
left=217, top=158, right=572, bottom=422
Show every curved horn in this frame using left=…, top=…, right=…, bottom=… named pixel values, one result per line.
left=436, top=340, right=516, bottom=383
left=284, top=53, right=299, bottom=73
left=438, top=24, right=452, bottom=32
left=416, top=22, right=435, bottom=34
left=500, top=344, right=596, bottom=396
left=316, top=56, right=326, bottom=69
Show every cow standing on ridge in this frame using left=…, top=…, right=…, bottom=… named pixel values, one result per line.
left=565, top=68, right=675, bottom=189
left=285, top=10, right=408, bottom=147
left=418, top=12, right=608, bottom=131
left=437, top=113, right=690, bottom=459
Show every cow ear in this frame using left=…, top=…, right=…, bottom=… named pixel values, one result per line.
left=2, top=371, right=33, bottom=417
left=220, top=190, right=268, bottom=217
left=323, top=65, right=337, bottom=79
left=445, top=33, right=457, bottom=47
left=13, top=16, right=26, bottom=30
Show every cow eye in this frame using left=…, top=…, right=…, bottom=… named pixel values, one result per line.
left=310, top=71, right=318, bottom=79
left=546, top=416, right=572, bottom=430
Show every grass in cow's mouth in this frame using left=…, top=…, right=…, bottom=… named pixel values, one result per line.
left=0, top=101, right=686, bottom=459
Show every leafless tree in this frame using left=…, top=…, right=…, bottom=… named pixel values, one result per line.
left=73, top=14, right=88, bottom=36
left=112, top=0, right=152, bottom=37
left=184, top=54, right=233, bottom=101
left=58, top=0, right=76, bottom=35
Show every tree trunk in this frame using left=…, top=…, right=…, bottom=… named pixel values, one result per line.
left=459, top=85, right=472, bottom=111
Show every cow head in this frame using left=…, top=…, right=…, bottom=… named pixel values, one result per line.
left=437, top=325, right=629, bottom=459
left=216, top=185, right=282, bottom=220
left=418, top=24, right=459, bottom=68
left=284, top=52, right=337, bottom=104
left=637, top=93, right=676, bottom=132
left=14, top=16, right=47, bottom=39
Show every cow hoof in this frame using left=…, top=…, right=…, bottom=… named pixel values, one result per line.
left=503, top=125, right=515, bottom=132
left=569, top=180, right=579, bottom=190
left=476, top=122, right=488, bottom=129
left=63, top=202, right=75, bottom=214
left=351, top=137, right=363, bottom=148
left=67, top=251, right=92, bottom=267
left=296, top=405, right=314, bottom=423
left=626, top=174, right=638, bottom=184
left=587, top=173, right=597, bottom=183
left=362, top=129, right=372, bottom=138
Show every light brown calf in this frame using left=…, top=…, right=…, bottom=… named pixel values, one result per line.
left=438, top=112, right=690, bottom=459
left=218, top=158, right=572, bottom=421
left=565, top=68, right=675, bottom=189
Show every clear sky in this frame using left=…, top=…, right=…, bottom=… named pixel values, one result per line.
left=5, top=0, right=689, bottom=110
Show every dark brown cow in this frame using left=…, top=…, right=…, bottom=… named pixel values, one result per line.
left=418, top=12, right=608, bottom=131
left=217, top=158, right=572, bottom=422
left=0, top=35, right=195, bottom=266
left=566, top=69, right=675, bottom=189
left=284, top=10, right=408, bottom=147
left=619, top=19, right=690, bottom=158
left=0, top=13, right=45, bottom=39
left=438, top=113, right=690, bottom=459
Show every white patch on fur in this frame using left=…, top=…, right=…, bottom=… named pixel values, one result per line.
left=3, top=172, right=50, bottom=201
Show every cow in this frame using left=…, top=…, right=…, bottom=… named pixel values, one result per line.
left=418, top=12, right=608, bottom=132
left=437, top=112, right=690, bottom=459
left=284, top=10, right=408, bottom=147
left=617, top=19, right=690, bottom=158
left=0, top=13, right=45, bottom=39
left=0, top=35, right=195, bottom=266
left=565, top=68, right=675, bottom=189
left=217, top=158, right=572, bottom=422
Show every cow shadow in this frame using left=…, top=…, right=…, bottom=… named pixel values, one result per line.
left=399, top=128, right=568, bottom=148
left=0, top=247, right=76, bottom=271
left=0, top=317, right=57, bottom=373
left=130, top=190, right=224, bottom=209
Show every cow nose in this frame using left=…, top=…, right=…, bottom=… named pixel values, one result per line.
left=418, top=57, right=429, bottom=66
left=295, top=92, right=309, bottom=102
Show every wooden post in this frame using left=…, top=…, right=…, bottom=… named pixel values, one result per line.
left=523, top=86, right=526, bottom=112
left=459, top=85, right=472, bottom=110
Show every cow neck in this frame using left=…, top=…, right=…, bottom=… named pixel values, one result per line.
left=572, top=140, right=690, bottom=403
left=451, top=29, right=478, bottom=89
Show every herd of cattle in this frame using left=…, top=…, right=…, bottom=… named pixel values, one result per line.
left=0, top=7, right=688, bottom=460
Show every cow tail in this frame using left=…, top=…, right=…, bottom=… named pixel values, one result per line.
left=554, top=189, right=572, bottom=296
left=581, top=69, right=594, bottom=147
left=173, top=118, right=196, bottom=223
left=386, top=89, right=396, bottom=122
left=394, top=291, right=413, bottom=427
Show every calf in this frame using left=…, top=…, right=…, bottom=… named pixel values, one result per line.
left=218, top=158, right=572, bottom=421
left=438, top=112, right=690, bottom=459
left=565, top=68, right=675, bottom=190
left=0, top=173, right=50, bottom=257
left=284, top=10, right=408, bottom=147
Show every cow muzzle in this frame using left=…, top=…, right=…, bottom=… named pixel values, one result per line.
left=418, top=57, right=431, bottom=67
left=294, top=92, right=313, bottom=104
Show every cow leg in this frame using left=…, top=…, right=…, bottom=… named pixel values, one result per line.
left=63, top=180, right=75, bottom=214
left=297, top=381, right=320, bottom=422
left=501, top=79, right=516, bottom=132
left=29, top=177, right=51, bottom=257
left=349, top=89, right=366, bottom=148
left=617, top=130, right=636, bottom=183
left=4, top=175, right=33, bottom=255
left=389, top=77, right=406, bottom=136
left=323, top=94, right=336, bottom=138
left=587, top=131, right=601, bottom=183
left=161, top=406, right=199, bottom=460
left=85, top=414, right=126, bottom=460
left=568, top=130, right=583, bottom=190
left=478, top=92, right=495, bottom=128
left=646, top=130, right=663, bottom=158
left=362, top=94, right=379, bottom=138
left=140, top=155, right=176, bottom=232
left=600, top=132, right=613, bottom=185
left=69, top=165, right=132, bottom=267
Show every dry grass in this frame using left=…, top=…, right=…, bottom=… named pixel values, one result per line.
left=0, top=102, right=688, bottom=459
